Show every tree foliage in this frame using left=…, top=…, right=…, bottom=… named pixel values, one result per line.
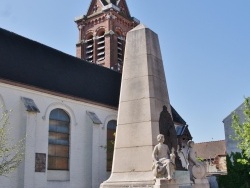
left=218, top=98, right=250, bottom=187
left=231, top=98, right=250, bottom=161
left=217, top=152, right=250, bottom=188
left=0, top=105, right=25, bottom=176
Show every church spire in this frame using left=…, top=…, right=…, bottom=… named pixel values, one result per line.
left=75, top=0, right=139, bottom=72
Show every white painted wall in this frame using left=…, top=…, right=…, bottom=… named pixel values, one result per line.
left=0, top=82, right=117, bottom=188
left=223, top=103, right=244, bottom=155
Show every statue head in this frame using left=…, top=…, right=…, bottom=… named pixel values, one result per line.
left=163, top=105, right=168, bottom=112
left=157, top=134, right=165, bottom=143
left=187, top=140, right=194, bottom=148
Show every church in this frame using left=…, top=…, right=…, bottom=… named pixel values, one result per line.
left=0, top=1, right=191, bottom=188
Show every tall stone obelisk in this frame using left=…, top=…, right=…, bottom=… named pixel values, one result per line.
left=100, top=24, right=172, bottom=187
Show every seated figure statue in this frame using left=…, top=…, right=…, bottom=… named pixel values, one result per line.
left=152, top=134, right=176, bottom=180
left=187, top=140, right=206, bottom=180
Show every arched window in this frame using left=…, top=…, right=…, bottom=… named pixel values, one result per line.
left=48, top=109, right=70, bottom=171
left=97, top=30, right=105, bottom=63
left=106, top=120, right=117, bottom=171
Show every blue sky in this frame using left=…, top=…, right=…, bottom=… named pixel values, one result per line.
left=1, top=0, right=250, bottom=142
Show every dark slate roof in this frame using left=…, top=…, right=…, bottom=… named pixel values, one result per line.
left=175, top=125, right=187, bottom=136
left=0, top=27, right=188, bottom=123
left=0, top=28, right=121, bottom=107
left=171, top=105, right=186, bottom=125
left=194, top=140, right=226, bottom=159
left=175, top=124, right=192, bottom=139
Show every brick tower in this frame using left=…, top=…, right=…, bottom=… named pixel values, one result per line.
left=75, top=0, right=139, bottom=72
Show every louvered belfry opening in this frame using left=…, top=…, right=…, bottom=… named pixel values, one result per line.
left=75, top=0, right=140, bottom=71
left=97, top=30, right=105, bottom=63
left=117, top=35, right=124, bottom=72
left=85, top=34, right=94, bottom=63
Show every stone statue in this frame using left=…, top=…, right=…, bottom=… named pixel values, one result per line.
left=152, top=134, right=176, bottom=180
left=159, top=105, right=186, bottom=170
left=187, top=140, right=206, bottom=180
left=177, top=146, right=188, bottom=170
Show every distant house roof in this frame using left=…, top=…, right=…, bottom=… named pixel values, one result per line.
left=194, top=140, right=226, bottom=159
left=0, top=28, right=121, bottom=108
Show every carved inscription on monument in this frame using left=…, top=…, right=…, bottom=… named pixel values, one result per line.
left=35, top=153, right=46, bottom=172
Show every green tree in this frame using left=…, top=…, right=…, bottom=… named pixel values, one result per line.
left=231, top=98, right=250, bottom=162
left=218, top=98, right=250, bottom=187
left=0, top=105, right=25, bottom=176
left=217, top=152, right=250, bottom=188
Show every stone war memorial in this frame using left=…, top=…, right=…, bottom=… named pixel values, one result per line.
left=100, top=24, right=210, bottom=188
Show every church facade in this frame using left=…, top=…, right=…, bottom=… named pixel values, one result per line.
left=0, top=26, right=121, bottom=188
left=0, top=1, right=190, bottom=188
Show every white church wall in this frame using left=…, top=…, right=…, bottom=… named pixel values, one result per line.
left=0, top=82, right=117, bottom=188
left=23, top=112, right=38, bottom=188
left=0, top=87, right=27, bottom=188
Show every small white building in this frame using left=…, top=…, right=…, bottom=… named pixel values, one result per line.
left=222, top=101, right=246, bottom=155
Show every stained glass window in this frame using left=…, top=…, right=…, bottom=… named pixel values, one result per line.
left=107, top=120, right=117, bottom=171
left=48, top=109, right=70, bottom=170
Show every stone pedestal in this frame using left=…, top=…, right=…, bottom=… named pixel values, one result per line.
left=100, top=24, right=171, bottom=188
left=154, top=179, right=178, bottom=188
left=154, top=171, right=192, bottom=188
left=192, top=179, right=210, bottom=188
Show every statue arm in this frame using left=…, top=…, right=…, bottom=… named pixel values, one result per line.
left=152, top=146, right=159, bottom=164
left=170, top=148, right=176, bottom=162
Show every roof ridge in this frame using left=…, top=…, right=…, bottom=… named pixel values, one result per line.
left=195, top=140, right=225, bottom=144
left=0, top=27, right=122, bottom=108
left=0, top=27, right=121, bottom=74
left=0, top=27, right=67, bottom=56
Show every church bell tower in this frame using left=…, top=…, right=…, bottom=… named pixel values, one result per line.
left=75, top=0, right=140, bottom=72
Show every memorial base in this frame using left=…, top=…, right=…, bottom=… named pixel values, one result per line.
left=192, top=179, right=210, bottom=188
left=100, top=181, right=155, bottom=188
left=154, top=171, right=192, bottom=188
left=100, top=171, right=155, bottom=188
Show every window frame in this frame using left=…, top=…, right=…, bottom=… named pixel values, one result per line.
left=48, top=108, right=70, bottom=171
